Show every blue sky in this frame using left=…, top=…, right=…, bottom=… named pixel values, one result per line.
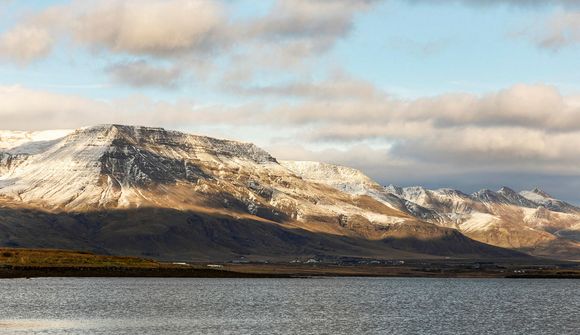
left=1, top=0, right=580, bottom=202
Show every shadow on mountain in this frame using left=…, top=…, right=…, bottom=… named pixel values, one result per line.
left=518, top=239, right=580, bottom=261
left=0, top=206, right=528, bottom=262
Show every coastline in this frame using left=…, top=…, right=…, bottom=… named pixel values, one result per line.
left=2, top=263, right=579, bottom=279
left=1, top=248, right=578, bottom=279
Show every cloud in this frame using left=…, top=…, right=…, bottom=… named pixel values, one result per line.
left=4, top=77, right=580, bottom=166
left=223, top=76, right=580, bottom=168
left=107, top=60, right=183, bottom=88
left=0, top=85, right=214, bottom=130
left=247, top=0, right=375, bottom=41
left=0, top=0, right=375, bottom=83
left=68, top=0, right=226, bottom=56
left=238, top=78, right=580, bottom=132
left=0, top=85, right=273, bottom=135
left=0, top=25, right=53, bottom=64
left=3, top=82, right=580, bottom=202
left=226, top=72, right=381, bottom=100
left=405, top=0, right=580, bottom=50
left=406, top=0, right=580, bottom=8
left=536, top=11, right=580, bottom=50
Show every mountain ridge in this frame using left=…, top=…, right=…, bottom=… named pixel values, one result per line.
left=284, top=161, right=579, bottom=260
left=0, top=125, right=576, bottom=261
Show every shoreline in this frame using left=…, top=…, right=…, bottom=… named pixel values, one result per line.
left=2, top=264, right=579, bottom=279
left=1, top=248, right=578, bottom=279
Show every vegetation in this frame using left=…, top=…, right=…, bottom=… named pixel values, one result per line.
left=0, top=248, right=161, bottom=268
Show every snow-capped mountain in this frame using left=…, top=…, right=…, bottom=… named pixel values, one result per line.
left=1, top=125, right=520, bottom=261
left=284, top=161, right=579, bottom=260
left=520, top=188, right=580, bottom=214
left=282, top=161, right=445, bottom=223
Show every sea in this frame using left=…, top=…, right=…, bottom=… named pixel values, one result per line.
left=0, top=277, right=578, bottom=334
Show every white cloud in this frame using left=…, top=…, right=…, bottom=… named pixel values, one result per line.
left=0, top=85, right=202, bottom=130
left=0, top=0, right=375, bottom=83
left=68, top=0, right=226, bottom=56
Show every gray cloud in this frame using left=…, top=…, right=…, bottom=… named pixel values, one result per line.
left=107, top=61, right=183, bottom=88
left=267, top=142, right=580, bottom=204
left=3, top=82, right=580, bottom=203
left=246, top=0, right=376, bottom=41
left=226, top=72, right=381, bottom=100
left=0, top=25, right=53, bottom=64
left=536, top=11, right=580, bottom=50
left=221, top=76, right=580, bottom=176
left=238, top=78, right=580, bottom=133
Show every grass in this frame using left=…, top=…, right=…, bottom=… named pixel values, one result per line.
left=0, top=248, right=161, bottom=268
left=1, top=248, right=578, bottom=279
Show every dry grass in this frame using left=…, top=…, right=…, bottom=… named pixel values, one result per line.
left=0, top=248, right=161, bottom=268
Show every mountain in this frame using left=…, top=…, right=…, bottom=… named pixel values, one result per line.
left=0, top=125, right=521, bottom=261
left=520, top=188, right=580, bottom=213
left=284, top=162, right=580, bottom=261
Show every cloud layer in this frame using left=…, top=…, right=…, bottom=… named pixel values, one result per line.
left=0, top=0, right=374, bottom=86
left=3, top=81, right=580, bottom=165
left=2, top=76, right=580, bottom=200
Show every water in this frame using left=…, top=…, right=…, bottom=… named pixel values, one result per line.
left=0, top=277, right=578, bottom=334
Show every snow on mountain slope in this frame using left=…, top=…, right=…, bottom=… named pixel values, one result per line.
left=0, top=125, right=285, bottom=210
left=0, top=124, right=521, bottom=261
left=385, top=185, right=480, bottom=223
left=497, top=187, right=538, bottom=208
left=520, top=188, right=580, bottom=214
left=280, top=161, right=380, bottom=195
left=281, top=161, right=442, bottom=222
left=281, top=161, right=578, bottom=259
left=0, top=124, right=574, bottom=260
left=385, top=185, right=580, bottom=259
left=0, top=129, right=73, bottom=154
left=0, top=125, right=427, bottom=240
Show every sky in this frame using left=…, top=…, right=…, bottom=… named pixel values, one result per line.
left=1, top=0, right=580, bottom=202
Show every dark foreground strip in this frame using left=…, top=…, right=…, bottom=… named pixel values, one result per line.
left=0, top=266, right=290, bottom=279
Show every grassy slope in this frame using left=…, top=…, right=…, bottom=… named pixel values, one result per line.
left=0, top=248, right=291, bottom=278
left=0, top=248, right=162, bottom=268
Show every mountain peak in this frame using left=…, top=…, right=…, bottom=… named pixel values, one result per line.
left=497, top=186, right=537, bottom=208
left=472, top=188, right=495, bottom=196
left=435, top=188, right=469, bottom=198
left=280, top=160, right=382, bottom=196
left=498, top=186, right=516, bottom=194
left=384, top=184, right=403, bottom=195
left=0, top=124, right=279, bottom=209
left=531, top=187, right=553, bottom=199
left=471, top=189, right=503, bottom=203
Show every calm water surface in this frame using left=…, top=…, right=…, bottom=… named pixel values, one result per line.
left=0, top=277, right=578, bottom=334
